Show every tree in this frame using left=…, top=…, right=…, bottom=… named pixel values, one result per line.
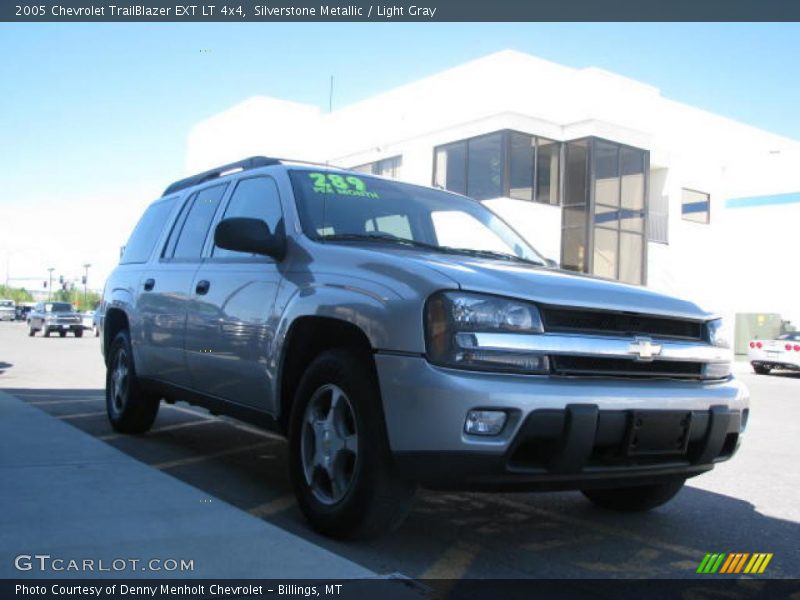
left=52, top=287, right=101, bottom=311
left=0, top=285, right=34, bottom=304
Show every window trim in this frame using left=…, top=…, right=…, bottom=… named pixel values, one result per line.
left=681, top=187, right=711, bottom=225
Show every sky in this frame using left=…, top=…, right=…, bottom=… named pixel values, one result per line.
left=1, top=22, right=799, bottom=291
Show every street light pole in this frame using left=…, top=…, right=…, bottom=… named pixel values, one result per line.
left=82, top=263, right=91, bottom=309
left=47, top=267, right=54, bottom=301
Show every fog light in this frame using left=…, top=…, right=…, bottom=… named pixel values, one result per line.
left=464, top=410, right=507, bottom=436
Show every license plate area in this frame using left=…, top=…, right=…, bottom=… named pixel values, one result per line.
left=626, top=411, right=692, bottom=456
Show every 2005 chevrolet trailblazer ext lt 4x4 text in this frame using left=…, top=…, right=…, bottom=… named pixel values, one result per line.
left=101, top=156, right=749, bottom=538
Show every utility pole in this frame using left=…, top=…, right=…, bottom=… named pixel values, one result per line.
left=82, top=263, right=91, bottom=309
left=47, top=267, right=54, bottom=301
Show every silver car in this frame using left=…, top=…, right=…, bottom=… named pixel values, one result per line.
left=102, top=157, right=749, bottom=539
left=28, top=301, right=84, bottom=337
left=0, top=299, right=15, bottom=321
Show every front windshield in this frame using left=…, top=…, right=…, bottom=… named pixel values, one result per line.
left=45, top=302, right=72, bottom=313
left=0, top=300, right=13, bottom=308
left=289, top=170, right=544, bottom=264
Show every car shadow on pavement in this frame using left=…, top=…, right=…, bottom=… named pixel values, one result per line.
left=3, top=385, right=800, bottom=579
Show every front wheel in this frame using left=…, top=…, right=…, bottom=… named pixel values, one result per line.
left=42, top=326, right=50, bottom=337
left=288, top=349, right=416, bottom=539
left=582, top=478, right=686, bottom=512
left=105, top=330, right=160, bottom=434
left=74, top=328, right=83, bottom=338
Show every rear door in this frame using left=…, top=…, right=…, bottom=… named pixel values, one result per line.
left=135, top=184, right=228, bottom=389
left=184, top=175, right=285, bottom=411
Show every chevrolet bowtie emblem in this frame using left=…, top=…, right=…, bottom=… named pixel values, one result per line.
left=628, top=336, right=662, bottom=361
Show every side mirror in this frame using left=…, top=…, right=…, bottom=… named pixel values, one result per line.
left=214, top=217, right=286, bottom=261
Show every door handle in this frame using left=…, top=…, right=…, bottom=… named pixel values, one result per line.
left=143, top=278, right=155, bottom=291
left=195, top=280, right=210, bottom=295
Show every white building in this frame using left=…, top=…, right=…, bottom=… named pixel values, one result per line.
left=186, top=50, right=800, bottom=349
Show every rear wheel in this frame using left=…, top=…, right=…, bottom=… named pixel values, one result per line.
left=74, top=329, right=83, bottom=338
left=752, top=363, right=771, bottom=375
left=105, top=329, right=160, bottom=434
left=288, top=349, right=416, bottom=539
left=582, top=478, right=686, bottom=512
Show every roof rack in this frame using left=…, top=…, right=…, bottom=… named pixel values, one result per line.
left=161, top=156, right=281, bottom=196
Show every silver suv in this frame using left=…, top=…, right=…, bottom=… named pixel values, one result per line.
left=102, top=157, right=749, bottom=538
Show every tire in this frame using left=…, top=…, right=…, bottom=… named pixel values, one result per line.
left=59, top=331, right=66, bottom=338
left=582, top=478, right=686, bottom=512
left=42, top=326, right=50, bottom=337
left=105, top=329, right=160, bottom=434
left=288, top=348, right=416, bottom=539
left=75, top=329, right=83, bottom=338
left=752, top=363, right=771, bottom=375
left=28, top=326, right=35, bottom=337
left=94, top=326, right=100, bottom=337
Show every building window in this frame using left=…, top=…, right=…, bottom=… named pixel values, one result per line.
left=434, top=130, right=561, bottom=203
left=682, top=188, right=710, bottom=223
left=560, top=138, right=648, bottom=285
left=351, top=155, right=402, bottom=179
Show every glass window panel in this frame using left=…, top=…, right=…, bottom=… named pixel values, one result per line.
left=563, top=206, right=585, bottom=229
left=509, top=132, right=534, bottom=201
left=214, top=177, right=284, bottom=258
left=594, top=141, right=620, bottom=207
left=594, top=204, right=620, bottom=228
left=536, top=138, right=560, bottom=205
left=619, top=231, right=643, bottom=285
left=376, top=156, right=402, bottom=178
left=564, top=140, right=588, bottom=206
left=434, top=142, right=466, bottom=195
left=350, top=163, right=373, bottom=174
left=121, top=197, right=177, bottom=264
left=560, top=227, right=587, bottom=273
left=620, top=209, right=644, bottom=233
left=592, top=227, right=618, bottom=280
left=681, top=189, right=710, bottom=224
left=172, top=184, right=227, bottom=259
left=467, top=133, right=503, bottom=200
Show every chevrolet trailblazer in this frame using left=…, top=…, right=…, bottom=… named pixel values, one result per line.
left=101, top=156, right=749, bottom=538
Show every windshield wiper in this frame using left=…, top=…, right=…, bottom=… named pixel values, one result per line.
left=319, top=233, right=444, bottom=252
left=441, top=247, right=544, bottom=266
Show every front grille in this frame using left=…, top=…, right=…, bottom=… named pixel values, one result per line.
left=541, top=307, right=705, bottom=341
left=551, top=356, right=704, bottom=379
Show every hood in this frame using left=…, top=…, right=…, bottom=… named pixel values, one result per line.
left=366, top=248, right=710, bottom=320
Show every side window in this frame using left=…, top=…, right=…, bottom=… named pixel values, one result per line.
left=120, top=197, right=177, bottom=264
left=213, top=177, right=283, bottom=258
left=171, top=184, right=227, bottom=259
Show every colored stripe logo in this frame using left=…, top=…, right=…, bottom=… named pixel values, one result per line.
left=697, top=553, right=773, bottom=574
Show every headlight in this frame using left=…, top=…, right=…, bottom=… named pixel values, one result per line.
left=425, top=291, right=549, bottom=373
left=707, top=318, right=731, bottom=349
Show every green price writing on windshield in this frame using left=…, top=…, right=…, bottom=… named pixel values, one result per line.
left=308, top=173, right=379, bottom=199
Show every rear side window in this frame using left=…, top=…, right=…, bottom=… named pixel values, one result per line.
left=171, top=184, right=227, bottom=259
left=120, top=197, right=178, bottom=264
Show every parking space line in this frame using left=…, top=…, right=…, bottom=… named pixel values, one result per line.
left=164, top=402, right=285, bottom=441
left=98, top=419, right=217, bottom=441
left=248, top=494, right=296, bottom=517
left=57, top=411, right=107, bottom=419
left=420, top=540, right=480, bottom=580
left=469, top=493, right=707, bottom=559
left=152, top=442, right=273, bottom=470
left=28, top=398, right=104, bottom=405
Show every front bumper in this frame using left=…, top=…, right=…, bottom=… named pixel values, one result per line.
left=375, top=354, right=749, bottom=490
left=44, top=322, right=82, bottom=331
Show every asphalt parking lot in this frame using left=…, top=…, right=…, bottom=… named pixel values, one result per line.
left=1, top=320, right=798, bottom=581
